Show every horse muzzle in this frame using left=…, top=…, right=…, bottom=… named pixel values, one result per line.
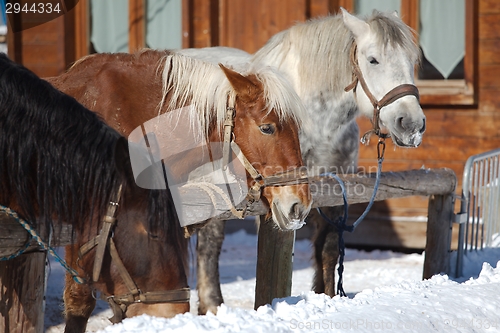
left=270, top=197, right=312, bottom=230
left=389, top=115, right=426, bottom=148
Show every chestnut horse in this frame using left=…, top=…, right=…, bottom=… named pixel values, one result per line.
left=0, top=54, right=189, bottom=333
left=47, top=50, right=311, bottom=229
left=46, top=50, right=312, bottom=312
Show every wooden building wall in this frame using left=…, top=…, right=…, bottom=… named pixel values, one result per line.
left=6, top=0, right=499, bottom=249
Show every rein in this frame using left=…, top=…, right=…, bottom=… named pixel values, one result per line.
left=344, top=42, right=420, bottom=145
left=78, top=185, right=190, bottom=324
left=317, top=140, right=386, bottom=297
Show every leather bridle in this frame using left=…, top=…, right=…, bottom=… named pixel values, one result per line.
left=344, top=42, right=420, bottom=145
left=221, top=103, right=309, bottom=219
left=78, top=185, right=190, bottom=324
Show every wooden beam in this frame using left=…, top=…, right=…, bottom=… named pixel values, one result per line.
left=0, top=216, right=72, bottom=258
left=129, top=0, right=146, bottom=52
left=182, top=168, right=457, bottom=225
left=2, top=168, right=457, bottom=254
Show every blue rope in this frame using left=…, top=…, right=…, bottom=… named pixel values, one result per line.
left=0, top=205, right=85, bottom=284
left=317, top=153, right=384, bottom=297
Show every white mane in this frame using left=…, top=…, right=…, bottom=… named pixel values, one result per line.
left=160, top=53, right=309, bottom=138
left=252, top=10, right=420, bottom=99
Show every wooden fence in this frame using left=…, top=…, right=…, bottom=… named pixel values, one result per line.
left=0, top=167, right=457, bottom=332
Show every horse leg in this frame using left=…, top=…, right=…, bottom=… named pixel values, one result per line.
left=63, top=244, right=95, bottom=333
left=196, top=219, right=226, bottom=315
left=310, top=206, right=341, bottom=297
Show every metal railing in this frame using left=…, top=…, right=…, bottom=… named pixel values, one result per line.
left=455, top=148, right=500, bottom=277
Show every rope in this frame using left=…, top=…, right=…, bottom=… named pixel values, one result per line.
left=0, top=205, right=85, bottom=284
left=183, top=181, right=246, bottom=219
left=317, top=141, right=385, bottom=297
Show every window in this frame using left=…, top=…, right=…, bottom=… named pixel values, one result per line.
left=353, top=0, right=476, bottom=105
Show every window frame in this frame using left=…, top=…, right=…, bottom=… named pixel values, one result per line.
left=402, top=0, right=477, bottom=106
left=354, top=0, right=477, bottom=106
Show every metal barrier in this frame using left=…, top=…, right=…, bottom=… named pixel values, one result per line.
left=455, top=148, right=500, bottom=277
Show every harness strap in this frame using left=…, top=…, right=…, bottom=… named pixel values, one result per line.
left=109, top=238, right=141, bottom=296
left=92, top=185, right=122, bottom=282
left=263, top=168, right=309, bottom=187
left=378, top=84, right=420, bottom=108
left=222, top=106, right=236, bottom=170
left=106, top=287, right=191, bottom=324
left=230, top=142, right=263, bottom=186
left=344, top=42, right=420, bottom=145
left=81, top=229, right=191, bottom=323
left=109, top=288, right=191, bottom=305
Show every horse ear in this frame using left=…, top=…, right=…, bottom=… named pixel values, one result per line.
left=219, top=64, right=259, bottom=102
left=341, top=7, right=370, bottom=39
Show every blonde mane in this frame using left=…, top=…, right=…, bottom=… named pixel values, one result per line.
left=160, top=53, right=309, bottom=138
left=253, top=10, right=420, bottom=98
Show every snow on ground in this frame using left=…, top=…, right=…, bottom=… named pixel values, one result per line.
left=44, top=230, right=500, bottom=333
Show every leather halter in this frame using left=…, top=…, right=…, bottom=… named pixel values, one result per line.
left=344, top=42, right=420, bottom=145
left=221, top=102, right=309, bottom=218
left=78, top=185, right=190, bottom=324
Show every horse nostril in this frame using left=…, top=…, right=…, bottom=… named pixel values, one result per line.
left=397, top=116, right=405, bottom=130
left=291, top=203, right=302, bottom=220
left=419, top=118, right=426, bottom=134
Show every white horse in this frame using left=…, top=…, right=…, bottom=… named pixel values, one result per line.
left=179, top=8, right=425, bottom=314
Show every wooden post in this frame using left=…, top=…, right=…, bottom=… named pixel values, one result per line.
left=423, top=193, right=454, bottom=279
left=254, top=215, right=294, bottom=309
left=0, top=251, right=47, bottom=333
left=73, top=0, right=90, bottom=60
left=129, top=0, right=146, bottom=52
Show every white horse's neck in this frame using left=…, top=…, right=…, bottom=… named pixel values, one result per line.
left=252, top=15, right=359, bottom=169
left=252, top=16, right=356, bottom=115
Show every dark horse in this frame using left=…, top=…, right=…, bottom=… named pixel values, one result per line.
left=0, top=54, right=189, bottom=333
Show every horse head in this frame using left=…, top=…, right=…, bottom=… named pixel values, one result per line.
left=219, top=65, right=312, bottom=230
left=342, top=8, right=426, bottom=148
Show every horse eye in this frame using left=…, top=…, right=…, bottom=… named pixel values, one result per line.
left=368, top=57, right=379, bottom=65
left=259, top=124, right=275, bottom=135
